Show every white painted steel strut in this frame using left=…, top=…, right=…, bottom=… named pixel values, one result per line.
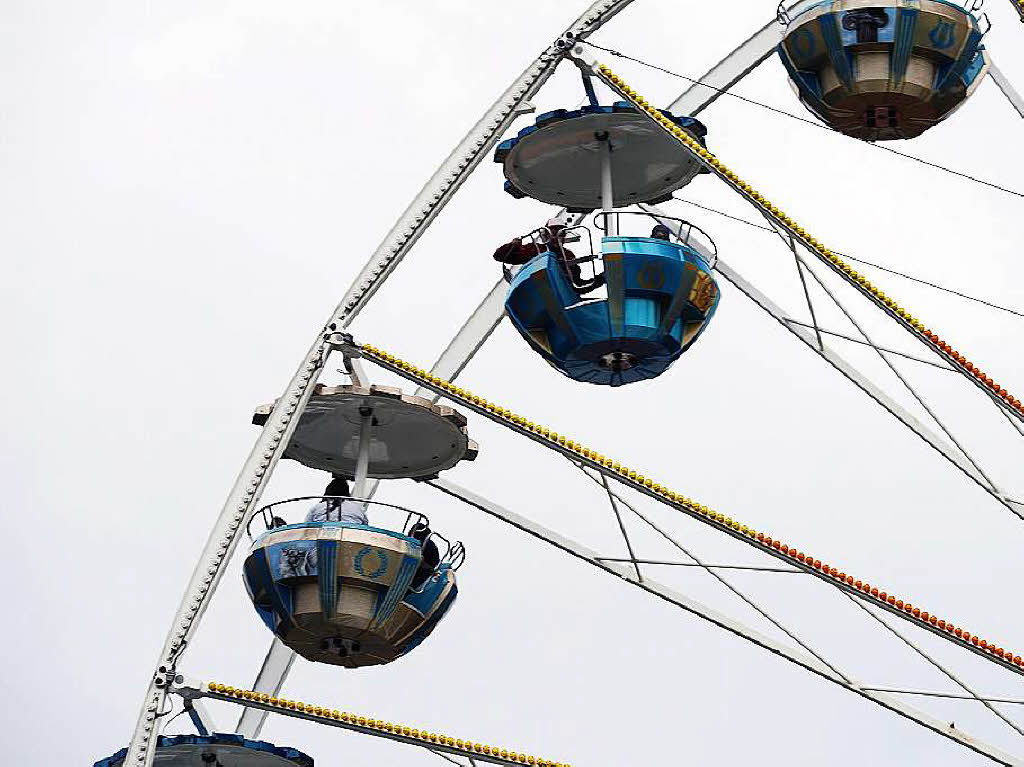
left=120, top=3, right=639, bottom=765
left=426, top=477, right=1024, bottom=767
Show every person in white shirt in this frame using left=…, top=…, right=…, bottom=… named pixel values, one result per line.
left=306, top=476, right=369, bottom=526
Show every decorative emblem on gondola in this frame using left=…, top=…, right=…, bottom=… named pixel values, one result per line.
left=689, top=273, right=719, bottom=314
left=792, top=27, right=816, bottom=57
left=929, top=18, right=956, bottom=49
left=278, top=546, right=317, bottom=578
left=354, top=546, right=389, bottom=579
left=637, top=262, right=666, bottom=290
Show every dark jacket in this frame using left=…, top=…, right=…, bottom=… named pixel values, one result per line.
left=493, top=238, right=544, bottom=264
left=493, top=236, right=604, bottom=294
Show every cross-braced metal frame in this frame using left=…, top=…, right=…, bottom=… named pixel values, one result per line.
left=120, top=2, right=1024, bottom=765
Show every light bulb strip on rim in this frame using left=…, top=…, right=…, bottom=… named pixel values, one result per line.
left=586, top=60, right=1023, bottom=423
left=204, top=682, right=566, bottom=766
left=358, top=343, right=1024, bottom=677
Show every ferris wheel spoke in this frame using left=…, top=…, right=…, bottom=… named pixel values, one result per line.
left=991, top=63, right=1024, bottom=119
left=790, top=247, right=1016, bottom=512
left=598, top=472, right=644, bottom=584
left=361, top=341, right=1024, bottom=677
left=575, top=460, right=853, bottom=683
left=581, top=50, right=1024, bottom=427
left=412, top=276, right=511, bottom=403
left=783, top=320, right=958, bottom=372
left=234, top=637, right=295, bottom=739
left=665, top=0, right=820, bottom=116
left=427, top=476, right=1024, bottom=766
left=789, top=236, right=826, bottom=351
left=579, top=459, right=1024, bottom=739
left=175, top=677, right=558, bottom=766
left=642, top=204, right=1014, bottom=511
left=845, top=593, right=1024, bottom=739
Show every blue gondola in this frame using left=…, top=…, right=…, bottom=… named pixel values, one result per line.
left=504, top=224, right=720, bottom=386
left=94, top=733, right=314, bottom=767
left=242, top=498, right=462, bottom=668
left=778, top=0, right=990, bottom=140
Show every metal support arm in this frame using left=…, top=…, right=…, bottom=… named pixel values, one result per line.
left=414, top=276, right=511, bottom=402
left=644, top=202, right=1012, bottom=512
left=427, top=477, right=1023, bottom=767
left=121, top=2, right=640, bottom=764
left=179, top=677, right=562, bottom=767
left=184, top=699, right=216, bottom=738
left=667, top=1, right=819, bottom=116
left=990, top=63, right=1024, bottom=120
left=235, top=637, right=297, bottom=739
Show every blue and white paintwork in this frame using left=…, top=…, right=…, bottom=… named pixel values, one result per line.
left=243, top=522, right=457, bottom=668
left=505, top=236, right=720, bottom=386
left=94, top=733, right=314, bottom=767
left=778, top=0, right=991, bottom=140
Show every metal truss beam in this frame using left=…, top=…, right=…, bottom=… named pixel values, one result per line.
left=648, top=203, right=1014, bottom=513
left=845, top=593, right=1024, bottom=738
left=235, top=637, right=296, bottom=739
left=723, top=258, right=1018, bottom=510
left=667, top=1, right=818, bottom=116
left=414, top=276, right=509, bottom=403
left=362, top=347, right=1024, bottom=677
left=595, top=558, right=802, bottom=573
left=991, top=63, right=1024, bottom=120
left=184, top=698, right=216, bottom=737
left=588, top=49, right=1024, bottom=428
left=121, top=2, right=641, bottom=764
left=176, top=678, right=551, bottom=767
left=782, top=245, right=1020, bottom=518
left=427, top=477, right=1023, bottom=767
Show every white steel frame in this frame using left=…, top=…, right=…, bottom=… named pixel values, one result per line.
left=425, top=477, right=1023, bottom=766
left=121, top=2, right=637, bottom=764
left=120, top=2, right=1024, bottom=766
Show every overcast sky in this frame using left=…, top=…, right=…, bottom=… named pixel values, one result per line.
left=3, top=1, right=1024, bottom=765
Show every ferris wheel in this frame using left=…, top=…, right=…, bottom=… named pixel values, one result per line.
left=96, top=1, right=1024, bottom=765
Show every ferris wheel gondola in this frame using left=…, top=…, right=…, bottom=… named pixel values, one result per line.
left=110, top=3, right=1024, bottom=766
left=503, top=213, right=719, bottom=385
left=244, top=385, right=474, bottom=668
left=493, top=98, right=721, bottom=385
left=243, top=498, right=463, bottom=668
left=778, top=0, right=992, bottom=140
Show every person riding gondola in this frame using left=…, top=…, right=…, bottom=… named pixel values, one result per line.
left=306, top=476, right=368, bottom=526
left=408, top=520, right=440, bottom=590
left=493, top=218, right=604, bottom=294
left=650, top=223, right=672, bottom=241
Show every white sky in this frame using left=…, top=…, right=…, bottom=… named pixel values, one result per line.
left=3, top=1, right=1024, bottom=765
